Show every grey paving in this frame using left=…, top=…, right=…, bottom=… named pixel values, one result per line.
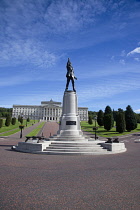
left=0, top=124, right=140, bottom=210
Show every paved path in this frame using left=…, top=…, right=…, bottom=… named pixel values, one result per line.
left=40, top=122, right=59, bottom=138
left=0, top=126, right=140, bottom=209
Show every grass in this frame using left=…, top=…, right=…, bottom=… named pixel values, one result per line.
left=81, top=121, right=140, bottom=138
left=26, top=122, right=45, bottom=137
left=0, top=129, right=20, bottom=136
left=0, top=119, right=39, bottom=136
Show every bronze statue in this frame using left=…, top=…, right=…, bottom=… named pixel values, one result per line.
left=65, top=58, right=77, bottom=92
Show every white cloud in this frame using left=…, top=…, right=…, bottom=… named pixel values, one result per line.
left=44, top=0, right=106, bottom=33
left=134, top=57, right=140, bottom=62
left=121, top=50, right=126, bottom=56
left=0, top=39, right=57, bottom=68
left=134, top=109, right=140, bottom=113
left=127, top=47, right=140, bottom=56
left=119, top=59, right=125, bottom=65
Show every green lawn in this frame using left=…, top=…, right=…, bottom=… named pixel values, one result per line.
left=81, top=121, right=140, bottom=138
left=0, top=119, right=39, bottom=136
left=26, top=122, right=45, bottom=136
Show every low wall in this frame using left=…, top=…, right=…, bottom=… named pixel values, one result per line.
left=17, top=142, right=51, bottom=152
left=100, top=142, right=126, bottom=152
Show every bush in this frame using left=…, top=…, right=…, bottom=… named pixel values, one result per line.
left=125, top=105, right=137, bottom=131
left=88, top=116, right=93, bottom=125
left=97, top=110, right=104, bottom=126
left=104, top=105, right=114, bottom=127
left=0, top=119, right=3, bottom=128
left=11, top=117, right=16, bottom=125
left=27, top=117, right=30, bottom=122
left=104, top=114, right=113, bottom=131
left=116, top=112, right=126, bottom=133
left=5, top=115, right=11, bottom=126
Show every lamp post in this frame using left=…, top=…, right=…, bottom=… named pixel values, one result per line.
left=34, top=112, right=35, bottom=124
left=93, top=115, right=98, bottom=140
left=19, top=125, right=24, bottom=138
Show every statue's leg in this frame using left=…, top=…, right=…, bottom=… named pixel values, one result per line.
left=72, top=78, right=76, bottom=92
left=66, top=77, right=70, bottom=90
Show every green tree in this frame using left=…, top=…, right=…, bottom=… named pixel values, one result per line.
left=88, top=116, right=93, bottom=125
left=18, top=115, right=23, bottom=124
left=135, top=113, right=140, bottom=123
left=113, top=109, right=117, bottom=122
left=20, top=117, right=23, bottom=124
left=5, top=115, right=11, bottom=126
left=0, top=119, right=3, bottom=128
left=11, top=117, right=16, bottom=125
left=116, top=109, right=126, bottom=133
left=125, top=105, right=137, bottom=131
left=0, top=107, right=12, bottom=118
left=104, top=106, right=114, bottom=130
left=27, top=117, right=30, bottom=122
left=97, top=110, right=104, bottom=126
left=104, top=106, right=112, bottom=114
left=104, top=114, right=113, bottom=131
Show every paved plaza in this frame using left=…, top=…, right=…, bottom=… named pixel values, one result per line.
left=0, top=122, right=140, bottom=210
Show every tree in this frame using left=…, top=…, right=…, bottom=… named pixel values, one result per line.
left=0, top=107, right=12, bottom=118
left=0, top=119, right=3, bottom=128
left=88, top=111, right=97, bottom=119
left=88, top=116, right=93, bottom=125
left=104, top=114, right=113, bottom=131
left=116, top=109, right=126, bottom=133
left=20, top=117, right=23, bottom=124
left=104, top=106, right=112, bottom=114
left=27, top=117, right=30, bottom=122
left=125, top=105, right=137, bottom=131
left=113, top=109, right=117, bottom=122
left=11, top=117, right=16, bottom=125
left=5, top=115, right=11, bottom=126
left=104, top=106, right=114, bottom=130
left=135, top=113, right=140, bottom=123
left=97, top=110, right=104, bottom=126
left=18, top=115, right=23, bottom=124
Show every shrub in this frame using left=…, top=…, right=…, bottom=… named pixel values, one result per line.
left=97, top=110, right=104, bottom=126
left=5, top=115, right=11, bottom=126
left=11, top=117, right=16, bottom=125
left=125, top=105, right=137, bottom=131
left=0, top=119, right=3, bottom=128
left=88, top=116, right=93, bottom=125
left=104, top=114, right=113, bottom=131
left=116, top=111, right=126, bottom=133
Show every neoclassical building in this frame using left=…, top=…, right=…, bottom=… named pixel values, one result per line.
left=12, top=100, right=88, bottom=121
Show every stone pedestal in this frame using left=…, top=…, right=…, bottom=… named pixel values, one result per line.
left=57, top=91, right=83, bottom=137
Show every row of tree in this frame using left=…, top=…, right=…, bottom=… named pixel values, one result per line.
left=0, top=115, right=30, bottom=128
left=0, top=116, right=16, bottom=128
left=0, top=107, right=12, bottom=118
left=88, top=105, right=138, bottom=133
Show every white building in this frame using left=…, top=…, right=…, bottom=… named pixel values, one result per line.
left=12, top=99, right=88, bottom=121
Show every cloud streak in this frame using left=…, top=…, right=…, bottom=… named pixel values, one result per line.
left=127, top=47, right=140, bottom=56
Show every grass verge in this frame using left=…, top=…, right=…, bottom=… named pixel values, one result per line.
left=81, top=121, right=140, bottom=138
left=0, top=120, right=38, bottom=135
left=26, top=122, right=45, bottom=136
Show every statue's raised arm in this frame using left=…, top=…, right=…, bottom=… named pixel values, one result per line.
left=65, top=58, right=77, bottom=92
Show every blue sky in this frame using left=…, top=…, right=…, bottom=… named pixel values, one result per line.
left=0, top=0, right=140, bottom=112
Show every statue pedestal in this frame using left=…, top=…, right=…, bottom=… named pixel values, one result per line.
left=58, top=91, right=82, bottom=136
left=53, top=90, right=87, bottom=141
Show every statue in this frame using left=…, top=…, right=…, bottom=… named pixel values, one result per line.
left=65, top=58, right=77, bottom=92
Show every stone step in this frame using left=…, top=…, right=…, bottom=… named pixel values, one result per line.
left=48, top=144, right=101, bottom=148
left=42, top=150, right=109, bottom=155
left=50, top=136, right=87, bottom=141
left=49, top=142, right=100, bottom=146
left=44, top=148, right=106, bottom=152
